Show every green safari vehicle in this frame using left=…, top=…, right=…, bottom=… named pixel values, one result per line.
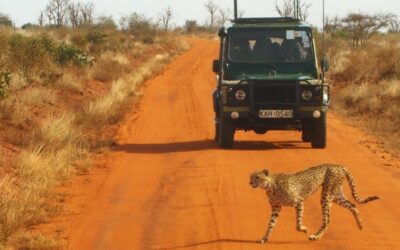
left=212, top=17, right=330, bottom=149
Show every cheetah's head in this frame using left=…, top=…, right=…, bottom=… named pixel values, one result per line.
left=249, top=169, right=269, bottom=189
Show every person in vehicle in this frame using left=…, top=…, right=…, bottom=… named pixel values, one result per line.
left=280, top=39, right=307, bottom=62
left=252, top=38, right=273, bottom=61
left=230, top=39, right=251, bottom=61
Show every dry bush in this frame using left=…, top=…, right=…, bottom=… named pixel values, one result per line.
left=0, top=114, right=90, bottom=243
left=30, top=114, right=87, bottom=152
left=9, top=73, right=28, bottom=90
left=381, top=78, right=400, bottom=97
left=19, top=88, right=57, bottom=107
left=58, top=72, right=84, bottom=92
left=8, top=35, right=53, bottom=81
left=0, top=29, right=10, bottom=69
left=0, top=27, right=186, bottom=246
left=329, top=36, right=400, bottom=83
left=90, top=57, right=130, bottom=83
left=11, top=233, right=62, bottom=250
left=333, top=78, right=400, bottom=150
left=80, top=53, right=170, bottom=131
left=0, top=97, right=31, bottom=125
left=70, top=31, right=89, bottom=49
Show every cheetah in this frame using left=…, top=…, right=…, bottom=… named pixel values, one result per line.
left=249, top=164, right=379, bottom=243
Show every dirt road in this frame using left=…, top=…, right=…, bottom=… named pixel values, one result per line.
left=68, top=39, right=400, bottom=250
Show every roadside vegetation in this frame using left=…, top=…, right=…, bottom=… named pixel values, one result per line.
left=0, top=0, right=187, bottom=248
left=322, top=14, right=400, bottom=152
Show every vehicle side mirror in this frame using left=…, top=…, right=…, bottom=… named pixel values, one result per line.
left=320, top=57, right=330, bottom=72
left=212, top=59, right=220, bottom=73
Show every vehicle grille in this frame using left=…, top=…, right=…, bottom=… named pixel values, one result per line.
left=253, top=84, right=296, bottom=104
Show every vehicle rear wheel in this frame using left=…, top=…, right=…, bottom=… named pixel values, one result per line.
left=218, top=117, right=235, bottom=149
left=311, top=112, right=327, bottom=148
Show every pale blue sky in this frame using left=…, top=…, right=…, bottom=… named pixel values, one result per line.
left=0, top=0, right=399, bottom=27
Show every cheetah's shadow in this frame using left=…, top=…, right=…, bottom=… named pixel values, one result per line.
left=151, top=238, right=308, bottom=249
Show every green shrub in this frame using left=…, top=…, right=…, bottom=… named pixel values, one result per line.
left=54, top=44, right=91, bottom=66
left=0, top=71, right=11, bottom=99
left=8, top=35, right=51, bottom=80
left=127, top=13, right=157, bottom=44
left=70, top=33, right=88, bottom=49
left=87, top=30, right=106, bottom=45
left=39, top=36, right=56, bottom=53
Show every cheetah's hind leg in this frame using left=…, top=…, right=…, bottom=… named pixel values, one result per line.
left=334, top=191, right=363, bottom=230
left=295, top=202, right=308, bottom=233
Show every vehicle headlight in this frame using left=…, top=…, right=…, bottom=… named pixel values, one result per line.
left=323, top=87, right=329, bottom=104
left=301, top=90, right=313, bottom=101
left=235, top=89, right=246, bottom=101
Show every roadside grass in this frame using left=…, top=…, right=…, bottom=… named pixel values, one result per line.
left=0, top=97, right=31, bottom=126
left=10, top=232, right=62, bottom=250
left=0, top=23, right=186, bottom=247
left=0, top=49, right=180, bottom=247
left=19, top=88, right=57, bottom=107
left=90, top=59, right=130, bottom=83
left=326, top=33, right=400, bottom=152
left=58, top=72, right=84, bottom=92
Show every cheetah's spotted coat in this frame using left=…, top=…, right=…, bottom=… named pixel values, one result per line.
left=249, top=164, right=379, bottom=243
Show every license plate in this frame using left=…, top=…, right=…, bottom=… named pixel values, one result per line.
left=259, top=110, right=293, bottom=118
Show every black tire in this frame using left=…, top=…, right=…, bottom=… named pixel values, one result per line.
left=301, top=120, right=313, bottom=142
left=218, top=117, right=235, bottom=149
left=214, top=122, right=219, bottom=142
left=311, top=112, right=327, bottom=148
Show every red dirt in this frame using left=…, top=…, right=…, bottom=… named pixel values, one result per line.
left=64, top=39, right=400, bottom=250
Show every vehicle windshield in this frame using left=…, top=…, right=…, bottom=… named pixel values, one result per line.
left=228, top=29, right=313, bottom=63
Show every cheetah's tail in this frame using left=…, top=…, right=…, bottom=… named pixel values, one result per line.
left=344, top=168, right=380, bottom=204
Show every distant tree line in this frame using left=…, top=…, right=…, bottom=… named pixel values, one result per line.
left=2, top=0, right=400, bottom=39
left=0, top=13, right=13, bottom=26
left=325, top=12, right=399, bottom=47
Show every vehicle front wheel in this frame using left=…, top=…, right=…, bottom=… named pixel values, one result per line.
left=218, top=117, right=235, bottom=149
left=214, top=122, right=219, bottom=142
left=301, top=120, right=313, bottom=142
left=311, top=112, right=327, bottom=148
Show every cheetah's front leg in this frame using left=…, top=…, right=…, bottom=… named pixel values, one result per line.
left=310, top=194, right=332, bottom=241
left=295, top=202, right=308, bottom=233
left=259, top=206, right=281, bottom=244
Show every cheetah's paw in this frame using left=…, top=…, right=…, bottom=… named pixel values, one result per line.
left=309, top=235, right=320, bottom=241
left=258, top=238, right=268, bottom=244
left=297, top=226, right=308, bottom=233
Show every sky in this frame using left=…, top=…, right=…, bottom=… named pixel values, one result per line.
left=0, top=0, right=399, bottom=28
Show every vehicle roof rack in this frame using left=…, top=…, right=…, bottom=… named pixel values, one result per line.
left=233, top=17, right=301, bottom=24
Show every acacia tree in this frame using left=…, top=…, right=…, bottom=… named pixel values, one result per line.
left=45, top=0, right=70, bottom=27
left=324, top=16, right=342, bottom=37
left=275, top=0, right=311, bottom=22
left=342, top=13, right=394, bottom=47
left=158, top=6, right=174, bottom=31
left=80, top=2, right=95, bottom=25
left=38, top=11, right=45, bottom=27
left=205, top=0, right=218, bottom=29
left=0, top=13, right=12, bottom=26
left=184, top=20, right=197, bottom=33
left=68, top=2, right=81, bottom=28
left=275, top=0, right=293, bottom=17
left=389, top=16, right=400, bottom=33
left=217, top=7, right=231, bottom=26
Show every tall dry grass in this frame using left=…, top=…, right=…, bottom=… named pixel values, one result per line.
left=328, top=34, right=400, bottom=150
left=82, top=53, right=170, bottom=127
left=0, top=22, right=186, bottom=247
left=0, top=51, right=177, bottom=247
left=0, top=114, right=88, bottom=243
